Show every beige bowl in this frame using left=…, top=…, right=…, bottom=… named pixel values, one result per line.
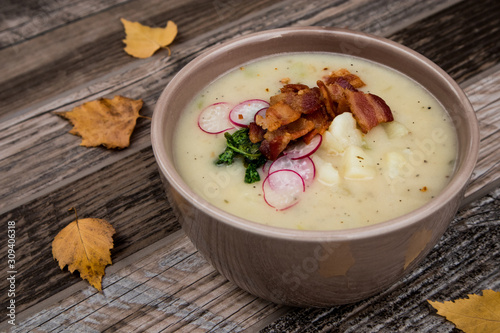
left=151, top=27, right=479, bottom=307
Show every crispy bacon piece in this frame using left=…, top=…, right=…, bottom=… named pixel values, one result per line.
left=302, top=108, right=331, bottom=144
left=317, top=80, right=336, bottom=118
left=256, top=100, right=302, bottom=132
left=248, top=121, right=265, bottom=143
left=253, top=68, right=393, bottom=160
left=324, top=69, right=365, bottom=89
left=259, top=118, right=315, bottom=160
left=264, top=118, right=315, bottom=142
left=256, top=84, right=322, bottom=136
left=269, top=85, right=322, bottom=115
left=344, top=90, right=394, bottom=133
left=317, top=80, right=350, bottom=116
left=259, top=133, right=292, bottom=161
left=281, top=84, right=310, bottom=92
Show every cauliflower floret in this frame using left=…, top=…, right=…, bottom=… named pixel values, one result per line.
left=322, top=112, right=363, bottom=154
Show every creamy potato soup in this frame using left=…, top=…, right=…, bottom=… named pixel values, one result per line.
left=173, top=53, right=457, bottom=230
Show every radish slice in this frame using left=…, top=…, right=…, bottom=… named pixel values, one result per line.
left=229, top=99, right=269, bottom=127
left=283, top=135, right=322, bottom=160
left=198, top=102, right=234, bottom=134
left=263, top=170, right=305, bottom=210
left=269, top=156, right=316, bottom=187
left=254, top=107, right=268, bottom=122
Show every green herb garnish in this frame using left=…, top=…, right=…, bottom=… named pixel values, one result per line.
left=215, top=128, right=267, bottom=183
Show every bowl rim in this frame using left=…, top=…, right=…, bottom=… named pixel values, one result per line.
left=151, top=26, right=480, bottom=242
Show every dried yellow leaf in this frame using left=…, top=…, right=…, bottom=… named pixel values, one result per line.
left=56, top=96, right=143, bottom=149
left=52, top=215, right=115, bottom=291
left=121, top=18, right=177, bottom=58
left=428, top=290, right=500, bottom=333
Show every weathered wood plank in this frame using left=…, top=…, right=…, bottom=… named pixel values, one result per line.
left=0, top=147, right=180, bottom=313
left=463, top=63, right=500, bottom=111
left=3, top=231, right=192, bottom=331
left=259, top=186, right=500, bottom=332
left=0, top=0, right=285, bottom=120
left=388, top=0, right=500, bottom=85
left=0, top=0, right=497, bottom=316
left=467, top=130, right=500, bottom=200
left=0, top=0, right=132, bottom=48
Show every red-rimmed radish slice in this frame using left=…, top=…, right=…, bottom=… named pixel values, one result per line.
left=283, top=135, right=322, bottom=160
left=263, top=170, right=305, bottom=210
left=229, top=99, right=269, bottom=127
left=254, top=107, right=268, bottom=122
left=198, top=102, right=234, bottom=134
left=269, top=156, right=316, bottom=186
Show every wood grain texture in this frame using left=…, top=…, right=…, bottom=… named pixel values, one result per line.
left=463, top=67, right=500, bottom=201
left=0, top=0, right=284, bottom=120
left=0, top=147, right=180, bottom=313
left=0, top=0, right=132, bottom=48
left=388, top=0, right=500, bottom=85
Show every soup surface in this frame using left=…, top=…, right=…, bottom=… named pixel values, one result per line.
left=173, top=53, right=457, bottom=230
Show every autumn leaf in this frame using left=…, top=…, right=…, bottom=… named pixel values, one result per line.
left=121, top=18, right=177, bottom=58
left=56, top=96, right=143, bottom=149
left=52, top=209, right=116, bottom=291
left=428, top=290, right=500, bottom=333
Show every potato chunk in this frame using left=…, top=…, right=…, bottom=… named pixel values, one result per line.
left=383, top=120, right=409, bottom=139
left=342, top=146, right=375, bottom=180
left=385, top=151, right=414, bottom=180
left=312, top=155, right=340, bottom=186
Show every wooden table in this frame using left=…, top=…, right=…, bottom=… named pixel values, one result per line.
left=1, top=0, right=499, bottom=331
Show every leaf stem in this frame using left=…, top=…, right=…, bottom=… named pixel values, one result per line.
left=69, top=207, right=78, bottom=221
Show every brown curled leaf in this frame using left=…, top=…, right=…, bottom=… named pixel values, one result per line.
left=56, top=96, right=143, bottom=149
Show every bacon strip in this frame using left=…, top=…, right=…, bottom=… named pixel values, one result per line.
left=259, top=116, right=316, bottom=160
left=264, top=118, right=315, bottom=142
left=269, top=85, right=322, bottom=115
left=256, top=101, right=301, bottom=132
left=344, top=90, right=394, bottom=133
left=253, top=68, right=393, bottom=160
left=317, top=80, right=336, bottom=118
left=259, top=133, right=292, bottom=161
left=302, top=108, right=331, bottom=144
left=324, top=69, right=365, bottom=89
left=248, top=121, right=265, bottom=143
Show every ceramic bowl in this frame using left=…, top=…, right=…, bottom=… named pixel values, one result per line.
left=151, top=27, right=479, bottom=307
